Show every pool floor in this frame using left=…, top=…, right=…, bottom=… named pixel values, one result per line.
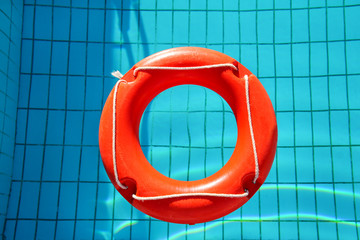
left=1, top=0, right=360, bottom=239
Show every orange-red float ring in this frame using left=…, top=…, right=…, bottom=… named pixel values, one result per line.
left=99, top=47, right=277, bottom=224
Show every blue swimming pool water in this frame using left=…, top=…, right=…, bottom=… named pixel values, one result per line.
left=1, top=0, right=360, bottom=239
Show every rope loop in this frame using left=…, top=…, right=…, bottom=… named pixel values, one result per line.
left=133, top=63, right=238, bottom=77
left=132, top=190, right=249, bottom=201
left=112, top=80, right=128, bottom=190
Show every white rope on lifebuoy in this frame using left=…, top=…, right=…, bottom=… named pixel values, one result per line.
left=244, top=75, right=259, bottom=183
left=111, top=67, right=259, bottom=199
left=132, top=191, right=249, bottom=201
left=133, top=63, right=238, bottom=77
left=112, top=79, right=128, bottom=190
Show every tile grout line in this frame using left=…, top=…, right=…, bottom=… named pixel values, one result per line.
left=72, top=0, right=90, bottom=238
left=33, top=0, right=55, bottom=238
left=288, top=2, right=301, bottom=239
left=307, top=1, right=320, bottom=239
left=53, top=0, right=73, bottom=238
left=91, top=2, right=107, bottom=239
left=20, top=3, right=360, bottom=12
left=12, top=0, right=38, bottom=238
left=342, top=1, right=359, bottom=239
left=324, top=1, right=340, bottom=239
left=272, top=1, right=281, bottom=238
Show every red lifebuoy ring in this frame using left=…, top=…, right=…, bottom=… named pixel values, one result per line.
left=99, top=47, right=277, bottom=224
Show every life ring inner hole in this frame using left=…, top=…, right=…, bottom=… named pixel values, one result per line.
left=138, top=84, right=238, bottom=181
